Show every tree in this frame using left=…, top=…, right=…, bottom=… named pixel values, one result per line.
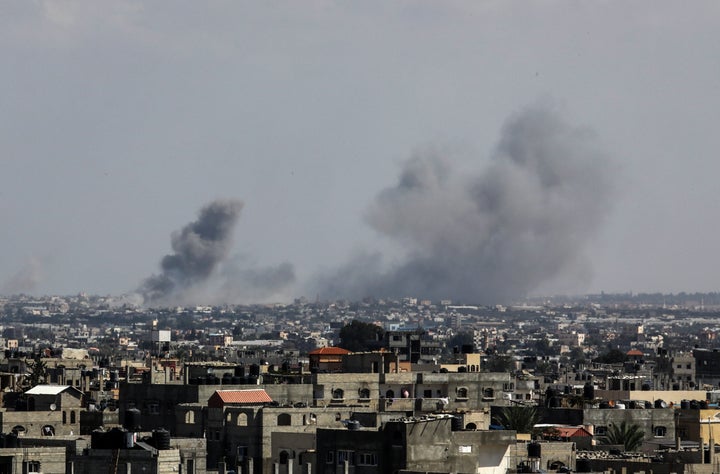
left=493, top=405, right=540, bottom=434
left=594, top=349, right=627, bottom=364
left=484, top=355, right=514, bottom=373
left=26, top=356, right=47, bottom=389
left=603, top=421, right=645, bottom=452
left=339, top=320, right=384, bottom=352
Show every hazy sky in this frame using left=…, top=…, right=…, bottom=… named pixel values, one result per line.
left=2, top=1, right=720, bottom=302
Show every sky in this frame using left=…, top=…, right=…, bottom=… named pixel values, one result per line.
left=1, top=1, right=720, bottom=304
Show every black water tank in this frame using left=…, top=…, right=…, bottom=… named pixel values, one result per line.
left=681, top=400, right=690, bottom=410
left=690, top=400, right=700, bottom=410
left=576, top=459, right=591, bottom=472
left=528, top=442, right=542, bottom=458
left=5, top=432, right=18, bottom=449
left=700, top=400, right=709, bottom=409
left=91, top=430, right=105, bottom=449
left=654, top=399, right=665, bottom=408
left=583, top=382, right=594, bottom=400
left=248, top=375, right=259, bottom=385
left=235, top=366, right=246, bottom=377
left=124, top=408, right=142, bottom=431
left=222, top=374, right=232, bottom=385
left=347, top=420, right=361, bottom=431
left=105, top=428, right=126, bottom=449
left=152, top=429, right=171, bottom=450
left=231, top=376, right=242, bottom=385
left=451, top=416, right=463, bottom=431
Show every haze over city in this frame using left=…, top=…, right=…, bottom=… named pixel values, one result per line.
left=2, top=2, right=720, bottom=304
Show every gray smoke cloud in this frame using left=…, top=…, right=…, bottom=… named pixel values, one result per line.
left=139, top=199, right=244, bottom=304
left=137, top=199, right=296, bottom=306
left=1, top=256, right=44, bottom=295
left=316, top=105, right=614, bottom=303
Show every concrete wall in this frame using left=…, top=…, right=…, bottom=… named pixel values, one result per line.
left=583, top=407, right=676, bottom=442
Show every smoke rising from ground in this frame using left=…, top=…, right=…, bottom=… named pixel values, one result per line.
left=1, top=256, right=44, bottom=295
left=316, top=105, right=614, bottom=303
left=138, top=199, right=295, bottom=305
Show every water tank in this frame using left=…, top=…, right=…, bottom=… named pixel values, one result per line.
left=124, top=408, right=142, bottom=432
left=681, top=400, right=690, bottom=410
left=583, top=382, right=595, bottom=400
left=576, top=459, right=592, bottom=472
left=152, top=429, right=171, bottom=450
left=231, top=376, right=242, bottom=385
left=347, top=420, right=361, bottom=431
left=655, top=399, right=666, bottom=408
left=700, top=400, right=709, bottom=409
left=451, top=416, right=463, bottom=431
left=235, top=366, right=246, bottom=377
left=248, top=375, right=259, bottom=385
left=528, top=442, right=542, bottom=458
left=5, top=432, right=19, bottom=449
left=615, top=403, right=626, bottom=410
left=222, top=374, right=232, bottom=385
left=197, top=376, right=206, bottom=385
left=105, top=428, right=127, bottom=448
left=91, top=430, right=105, bottom=449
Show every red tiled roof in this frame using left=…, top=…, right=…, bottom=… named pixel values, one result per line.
left=209, top=389, right=272, bottom=407
left=626, top=349, right=644, bottom=356
left=555, top=426, right=592, bottom=438
left=308, top=347, right=351, bottom=356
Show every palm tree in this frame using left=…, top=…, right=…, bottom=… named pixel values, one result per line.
left=603, top=421, right=645, bottom=452
left=493, top=405, right=540, bottom=433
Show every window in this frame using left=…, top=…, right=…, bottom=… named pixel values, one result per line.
left=456, top=387, right=468, bottom=399
left=279, top=451, right=289, bottom=465
left=277, top=413, right=291, bottom=426
left=459, top=445, right=472, bottom=453
left=326, top=451, right=334, bottom=464
left=504, top=383, right=515, bottom=391
left=41, top=425, right=54, bottom=436
left=237, top=413, right=247, bottom=426
left=386, top=389, right=395, bottom=398
left=186, top=411, right=195, bottom=424
left=70, top=411, right=76, bottom=424
left=357, top=453, right=378, bottom=466
left=337, top=450, right=355, bottom=466
left=359, top=388, right=370, bottom=399
left=23, top=461, right=40, bottom=473
left=483, top=388, right=495, bottom=400
left=237, top=446, right=248, bottom=461
left=146, top=402, right=160, bottom=415
left=332, top=389, right=344, bottom=400
left=654, top=426, right=667, bottom=437
left=62, top=411, right=67, bottom=424
left=516, top=394, right=523, bottom=400
left=595, top=426, right=607, bottom=436
left=424, top=389, right=432, bottom=398
left=226, top=413, right=232, bottom=422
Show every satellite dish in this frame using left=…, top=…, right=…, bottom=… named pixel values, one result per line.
left=49, top=403, right=57, bottom=411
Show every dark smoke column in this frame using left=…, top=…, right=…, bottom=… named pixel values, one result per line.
left=139, top=199, right=243, bottom=304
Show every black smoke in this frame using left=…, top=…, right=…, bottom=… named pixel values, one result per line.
left=139, top=199, right=243, bottom=304
left=316, top=105, right=614, bottom=303
left=137, top=199, right=296, bottom=305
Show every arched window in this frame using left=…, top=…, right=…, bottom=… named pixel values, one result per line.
left=359, top=388, right=370, bottom=399
left=226, top=412, right=232, bottom=422
left=70, top=411, right=76, bottom=424
left=62, top=411, right=67, bottom=424
left=457, top=387, right=468, bottom=399
left=654, top=426, right=667, bottom=437
left=279, top=451, right=289, bottom=465
left=42, top=425, right=55, bottom=436
left=465, top=423, right=477, bottom=430
left=483, top=388, right=495, bottom=399
left=277, top=413, right=291, bottom=426
left=386, top=389, right=395, bottom=399
left=332, top=389, right=344, bottom=400
left=237, top=413, right=248, bottom=426
left=185, top=411, right=195, bottom=424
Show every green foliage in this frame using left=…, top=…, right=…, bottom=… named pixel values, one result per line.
left=493, top=405, right=540, bottom=433
left=603, top=421, right=645, bottom=452
left=594, top=349, right=627, bottom=364
left=339, top=320, right=384, bottom=352
left=484, top=355, right=514, bottom=373
left=26, top=356, right=47, bottom=390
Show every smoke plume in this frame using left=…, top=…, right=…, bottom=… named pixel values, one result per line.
left=139, top=199, right=244, bottom=304
left=1, top=256, right=44, bottom=295
left=316, top=105, right=614, bottom=303
left=137, top=199, right=296, bottom=305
